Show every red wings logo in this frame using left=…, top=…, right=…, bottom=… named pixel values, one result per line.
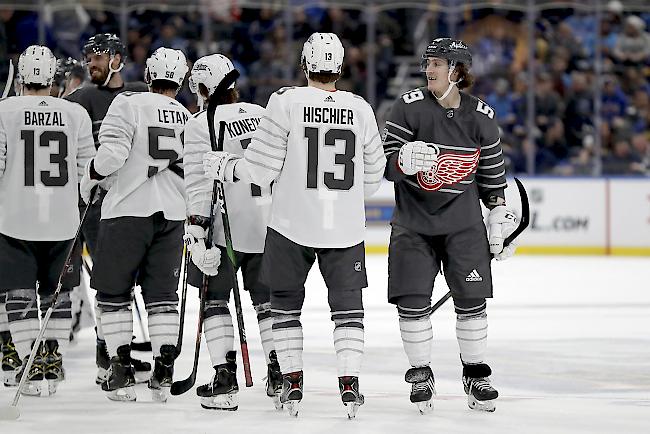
left=417, top=149, right=480, bottom=191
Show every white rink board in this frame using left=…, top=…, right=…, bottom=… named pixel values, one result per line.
left=609, top=179, right=650, bottom=248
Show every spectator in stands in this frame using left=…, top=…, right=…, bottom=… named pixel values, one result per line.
left=603, top=139, right=644, bottom=174
left=564, top=72, right=594, bottom=148
left=486, top=77, right=516, bottom=132
left=248, top=40, right=286, bottom=106
left=612, top=15, right=650, bottom=65
left=601, top=75, right=628, bottom=124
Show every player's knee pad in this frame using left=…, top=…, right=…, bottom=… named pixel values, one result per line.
left=254, top=301, right=272, bottom=321
left=40, top=291, right=72, bottom=316
left=146, top=303, right=178, bottom=316
left=6, top=289, right=38, bottom=319
left=97, top=300, right=131, bottom=314
left=395, top=294, right=432, bottom=320
left=453, top=298, right=486, bottom=320
left=204, top=299, right=229, bottom=319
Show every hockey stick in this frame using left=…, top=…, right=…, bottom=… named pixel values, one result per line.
left=171, top=70, right=242, bottom=395
left=82, top=256, right=153, bottom=352
left=1, top=60, right=13, bottom=99
left=174, top=245, right=190, bottom=356
left=430, top=177, right=530, bottom=314
left=0, top=189, right=98, bottom=421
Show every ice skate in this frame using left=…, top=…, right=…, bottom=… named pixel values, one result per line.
left=102, top=345, right=136, bottom=402
left=265, top=350, right=283, bottom=410
left=43, top=340, right=65, bottom=396
left=339, top=376, right=364, bottom=419
left=16, top=345, right=45, bottom=396
left=463, top=363, right=498, bottom=412
left=197, top=351, right=239, bottom=410
left=148, top=345, right=175, bottom=403
left=1, top=333, right=21, bottom=387
left=405, top=366, right=435, bottom=414
left=280, top=371, right=303, bottom=417
left=96, top=340, right=151, bottom=384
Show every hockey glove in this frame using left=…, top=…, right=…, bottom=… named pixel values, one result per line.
left=80, top=159, right=101, bottom=204
left=203, top=151, right=241, bottom=182
left=184, top=224, right=221, bottom=276
left=487, top=205, right=519, bottom=261
left=398, top=141, right=440, bottom=175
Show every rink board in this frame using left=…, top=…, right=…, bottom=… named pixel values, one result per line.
left=365, top=177, right=650, bottom=256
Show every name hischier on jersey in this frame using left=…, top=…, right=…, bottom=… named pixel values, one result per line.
left=24, top=110, right=66, bottom=126
left=303, top=106, right=354, bottom=125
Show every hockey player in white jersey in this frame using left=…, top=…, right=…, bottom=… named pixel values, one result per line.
left=80, top=47, right=190, bottom=403
left=183, top=53, right=281, bottom=411
left=0, top=45, right=96, bottom=395
left=203, top=33, right=387, bottom=418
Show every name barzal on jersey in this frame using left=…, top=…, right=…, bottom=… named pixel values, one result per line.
left=0, top=96, right=96, bottom=241
left=238, top=86, right=386, bottom=249
left=94, top=92, right=190, bottom=221
left=184, top=102, right=270, bottom=253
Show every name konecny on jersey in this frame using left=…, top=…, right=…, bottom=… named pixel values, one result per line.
left=24, top=110, right=66, bottom=126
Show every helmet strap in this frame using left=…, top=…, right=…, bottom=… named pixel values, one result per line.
left=102, top=55, right=124, bottom=87
left=433, top=60, right=461, bottom=101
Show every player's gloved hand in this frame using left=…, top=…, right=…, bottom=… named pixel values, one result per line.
left=80, top=159, right=100, bottom=205
left=184, top=224, right=221, bottom=276
left=398, top=141, right=439, bottom=175
left=487, top=205, right=519, bottom=260
left=203, top=151, right=241, bottom=182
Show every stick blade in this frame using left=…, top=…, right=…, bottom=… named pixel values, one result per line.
left=170, top=374, right=196, bottom=396
left=0, top=405, right=20, bottom=420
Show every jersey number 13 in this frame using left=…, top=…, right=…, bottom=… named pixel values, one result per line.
left=304, top=127, right=355, bottom=191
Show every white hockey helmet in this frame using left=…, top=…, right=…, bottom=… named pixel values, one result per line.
left=301, top=33, right=344, bottom=74
left=144, top=47, right=189, bottom=87
left=188, top=54, right=236, bottom=97
left=18, top=45, right=57, bottom=87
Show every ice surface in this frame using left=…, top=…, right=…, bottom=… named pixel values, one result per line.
left=1, top=255, right=648, bottom=433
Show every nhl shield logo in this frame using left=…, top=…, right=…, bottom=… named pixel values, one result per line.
left=354, top=261, right=363, bottom=272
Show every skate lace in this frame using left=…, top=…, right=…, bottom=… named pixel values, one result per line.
left=472, top=377, right=493, bottom=391
left=413, top=377, right=433, bottom=393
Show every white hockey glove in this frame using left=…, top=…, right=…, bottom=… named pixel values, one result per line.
left=184, top=224, right=221, bottom=276
left=80, top=159, right=100, bottom=205
left=203, top=151, right=241, bottom=183
left=398, top=141, right=440, bottom=175
left=487, top=206, right=519, bottom=261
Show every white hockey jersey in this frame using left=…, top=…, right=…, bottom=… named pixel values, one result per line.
left=184, top=102, right=270, bottom=253
left=0, top=95, right=95, bottom=241
left=238, top=86, right=386, bottom=248
left=95, top=92, right=190, bottom=221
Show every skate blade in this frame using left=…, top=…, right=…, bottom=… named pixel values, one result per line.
left=468, top=395, right=495, bottom=412
left=344, top=402, right=362, bottom=419
left=0, top=405, right=20, bottom=420
left=106, top=386, right=137, bottom=402
left=200, top=393, right=238, bottom=410
left=95, top=368, right=108, bottom=385
left=134, top=370, right=151, bottom=384
left=272, top=394, right=283, bottom=410
left=47, top=379, right=63, bottom=396
left=3, top=369, right=19, bottom=387
left=20, top=380, right=42, bottom=396
left=151, top=386, right=170, bottom=403
left=284, top=400, right=300, bottom=417
left=415, top=399, right=433, bottom=414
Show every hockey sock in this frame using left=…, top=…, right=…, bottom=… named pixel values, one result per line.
left=397, top=302, right=433, bottom=368
left=454, top=299, right=487, bottom=364
left=332, top=316, right=364, bottom=377
left=254, top=302, right=274, bottom=364
left=94, top=297, right=105, bottom=340
left=41, top=291, right=73, bottom=353
left=204, top=300, right=234, bottom=366
left=0, top=293, right=9, bottom=333
left=146, top=302, right=179, bottom=358
left=6, top=289, right=40, bottom=359
left=98, top=302, right=133, bottom=358
left=271, top=309, right=303, bottom=374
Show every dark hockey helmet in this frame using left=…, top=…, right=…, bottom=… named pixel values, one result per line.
left=420, top=38, right=472, bottom=71
left=82, top=33, right=127, bottom=62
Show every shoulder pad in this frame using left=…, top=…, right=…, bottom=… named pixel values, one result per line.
left=400, top=88, right=426, bottom=105
left=274, top=86, right=296, bottom=96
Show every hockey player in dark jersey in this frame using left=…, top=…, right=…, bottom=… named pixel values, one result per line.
left=65, top=33, right=151, bottom=385
left=382, top=38, right=520, bottom=414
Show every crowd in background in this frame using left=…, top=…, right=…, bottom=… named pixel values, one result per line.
left=1, top=1, right=649, bottom=176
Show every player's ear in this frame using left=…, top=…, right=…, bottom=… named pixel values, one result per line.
left=112, top=53, right=122, bottom=68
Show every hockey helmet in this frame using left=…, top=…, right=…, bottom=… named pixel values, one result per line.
left=18, top=45, right=57, bottom=86
left=144, top=47, right=188, bottom=87
left=301, top=32, right=344, bottom=74
left=420, top=38, right=472, bottom=72
left=188, top=54, right=236, bottom=97
left=82, top=33, right=127, bottom=62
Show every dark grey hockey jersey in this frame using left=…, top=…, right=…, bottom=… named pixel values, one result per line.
left=383, top=87, right=507, bottom=236
left=65, top=82, right=148, bottom=149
